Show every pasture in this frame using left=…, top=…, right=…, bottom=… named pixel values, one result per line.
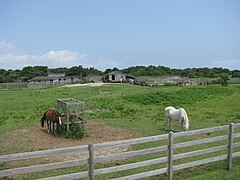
left=0, top=84, right=240, bottom=179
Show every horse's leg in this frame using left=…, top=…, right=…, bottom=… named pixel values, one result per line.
left=179, top=119, right=182, bottom=132
left=53, top=123, right=55, bottom=135
left=164, top=118, right=168, bottom=130
left=56, top=123, right=59, bottom=135
left=47, top=121, right=50, bottom=133
left=49, top=121, right=52, bottom=133
left=170, top=118, right=173, bottom=131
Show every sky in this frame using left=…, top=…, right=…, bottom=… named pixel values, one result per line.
left=0, top=0, right=240, bottom=71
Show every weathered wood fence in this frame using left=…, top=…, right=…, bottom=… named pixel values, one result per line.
left=57, top=98, right=85, bottom=131
left=0, top=82, right=28, bottom=90
left=1, top=123, right=240, bottom=179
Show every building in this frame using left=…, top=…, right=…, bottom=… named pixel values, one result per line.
left=105, top=71, right=135, bottom=83
left=30, top=73, right=80, bottom=85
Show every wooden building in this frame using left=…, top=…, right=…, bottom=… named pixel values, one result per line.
left=105, top=71, right=135, bottom=83
left=30, top=73, right=80, bottom=85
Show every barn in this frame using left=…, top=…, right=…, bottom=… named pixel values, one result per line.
left=105, top=71, right=135, bottom=83
left=30, top=73, right=80, bottom=85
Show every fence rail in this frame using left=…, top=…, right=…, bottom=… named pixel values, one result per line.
left=0, top=82, right=28, bottom=90
left=1, top=123, right=240, bottom=179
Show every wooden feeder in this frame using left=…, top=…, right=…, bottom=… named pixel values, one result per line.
left=57, top=98, right=84, bottom=131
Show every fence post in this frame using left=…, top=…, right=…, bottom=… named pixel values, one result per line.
left=88, top=144, right=94, bottom=180
left=168, top=131, right=174, bottom=180
left=227, top=123, right=234, bottom=170
left=81, top=102, right=85, bottom=129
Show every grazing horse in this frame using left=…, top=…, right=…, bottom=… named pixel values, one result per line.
left=164, top=106, right=189, bottom=131
left=41, top=109, right=62, bottom=135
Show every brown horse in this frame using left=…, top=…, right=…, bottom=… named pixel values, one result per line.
left=41, top=109, right=62, bottom=135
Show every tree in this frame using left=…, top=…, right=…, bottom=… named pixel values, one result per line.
left=20, top=66, right=48, bottom=81
left=104, top=69, right=112, bottom=74
left=50, top=67, right=68, bottom=73
left=220, top=73, right=229, bottom=86
left=104, top=67, right=119, bottom=74
left=0, top=69, right=7, bottom=83
left=0, top=65, right=237, bottom=83
left=232, top=70, right=240, bottom=78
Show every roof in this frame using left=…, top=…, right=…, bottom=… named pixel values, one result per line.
left=48, top=73, right=65, bottom=77
left=31, top=75, right=80, bottom=81
left=30, top=76, right=64, bottom=81
left=107, top=71, right=127, bottom=75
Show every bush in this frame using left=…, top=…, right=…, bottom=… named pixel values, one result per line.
left=60, top=123, right=86, bottom=139
left=220, top=73, right=230, bottom=86
left=124, top=86, right=232, bottom=106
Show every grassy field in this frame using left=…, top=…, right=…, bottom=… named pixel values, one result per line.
left=0, top=84, right=240, bottom=179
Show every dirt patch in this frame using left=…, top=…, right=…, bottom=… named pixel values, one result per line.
left=0, top=121, right=136, bottom=179
left=0, top=120, right=135, bottom=165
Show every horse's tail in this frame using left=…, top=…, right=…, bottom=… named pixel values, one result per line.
left=183, top=109, right=189, bottom=130
left=41, top=112, right=47, bottom=127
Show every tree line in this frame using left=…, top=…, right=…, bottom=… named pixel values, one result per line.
left=121, top=65, right=240, bottom=78
left=0, top=66, right=103, bottom=83
left=0, top=65, right=239, bottom=83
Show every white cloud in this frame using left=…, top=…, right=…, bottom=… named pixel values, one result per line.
left=39, top=50, right=89, bottom=67
left=0, top=41, right=120, bottom=70
left=0, top=40, right=15, bottom=49
left=0, top=40, right=23, bottom=55
left=213, top=60, right=240, bottom=65
left=212, top=60, right=240, bottom=70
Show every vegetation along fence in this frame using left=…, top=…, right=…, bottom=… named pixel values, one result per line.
left=1, top=123, right=240, bottom=179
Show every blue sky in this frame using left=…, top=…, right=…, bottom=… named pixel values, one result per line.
left=0, top=0, right=240, bottom=70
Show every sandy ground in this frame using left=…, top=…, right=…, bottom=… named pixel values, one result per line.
left=0, top=120, right=135, bottom=171
left=0, top=83, right=134, bottom=178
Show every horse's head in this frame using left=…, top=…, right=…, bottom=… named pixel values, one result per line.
left=183, top=124, right=189, bottom=131
left=182, top=108, right=189, bottom=131
left=58, top=114, right=62, bottom=125
left=54, top=111, right=62, bottom=125
left=57, top=116, right=62, bottom=125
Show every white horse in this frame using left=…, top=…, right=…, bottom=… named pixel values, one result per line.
left=164, top=106, right=189, bottom=131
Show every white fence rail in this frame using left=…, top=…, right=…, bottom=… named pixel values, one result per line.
left=1, top=123, right=240, bottom=179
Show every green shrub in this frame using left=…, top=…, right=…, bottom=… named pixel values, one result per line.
left=124, top=86, right=232, bottom=106
left=60, top=123, right=86, bottom=139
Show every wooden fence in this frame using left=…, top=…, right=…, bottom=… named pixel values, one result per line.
left=0, top=82, right=28, bottom=90
left=1, top=123, right=240, bottom=179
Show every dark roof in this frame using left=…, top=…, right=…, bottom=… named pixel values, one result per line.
left=31, top=75, right=80, bottom=81
left=126, top=74, right=136, bottom=79
left=30, top=76, right=64, bottom=81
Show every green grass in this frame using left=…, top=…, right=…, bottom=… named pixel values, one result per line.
left=1, top=84, right=238, bottom=135
left=0, top=84, right=240, bottom=179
